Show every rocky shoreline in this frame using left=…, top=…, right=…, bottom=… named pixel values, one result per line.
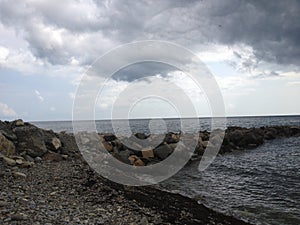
left=1, top=119, right=300, bottom=224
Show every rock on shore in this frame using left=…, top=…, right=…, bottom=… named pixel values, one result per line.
left=1, top=119, right=300, bottom=224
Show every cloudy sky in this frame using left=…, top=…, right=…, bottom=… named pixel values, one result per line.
left=0, top=0, right=299, bottom=121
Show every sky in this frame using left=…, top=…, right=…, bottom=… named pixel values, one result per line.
left=0, top=0, right=299, bottom=121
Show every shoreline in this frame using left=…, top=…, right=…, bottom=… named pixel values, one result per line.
left=1, top=119, right=300, bottom=224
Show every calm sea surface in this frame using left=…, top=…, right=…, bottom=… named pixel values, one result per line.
left=32, top=116, right=300, bottom=225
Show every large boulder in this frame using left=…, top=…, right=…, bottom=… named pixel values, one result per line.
left=0, top=121, right=17, bottom=141
left=154, top=144, right=173, bottom=159
left=103, top=133, right=117, bottom=142
left=227, top=128, right=246, bottom=145
left=141, top=148, right=154, bottom=158
left=264, top=127, right=277, bottom=140
left=113, top=149, right=132, bottom=164
left=14, top=119, right=25, bottom=127
left=135, top=133, right=149, bottom=140
left=0, top=133, right=16, bottom=156
left=238, top=130, right=264, bottom=148
left=164, top=133, right=180, bottom=144
left=13, top=125, right=48, bottom=157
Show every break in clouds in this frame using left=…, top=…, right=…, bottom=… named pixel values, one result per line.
left=0, top=0, right=300, bottom=81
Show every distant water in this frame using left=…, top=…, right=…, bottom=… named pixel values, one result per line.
left=32, top=116, right=300, bottom=225
left=32, top=115, right=300, bottom=134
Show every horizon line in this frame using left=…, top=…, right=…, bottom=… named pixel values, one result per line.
left=20, top=113, right=300, bottom=123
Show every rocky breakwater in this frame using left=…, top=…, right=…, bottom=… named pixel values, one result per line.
left=1, top=119, right=299, bottom=169
left=0, top=119, right=75, bottom=167
left=83, top=125, right=300, bottom=166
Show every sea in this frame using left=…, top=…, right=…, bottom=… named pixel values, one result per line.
left=32, top=115, right=300, bottom=225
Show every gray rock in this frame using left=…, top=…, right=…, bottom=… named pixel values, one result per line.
left=154, top=144, right=174, bottom=159
left=114, top=149, right=132, bottom=164
left=0, top=200, right=8, bottom=207
left=12, top=171, right=27, bottom=178
left=139, top=216, right=149, bottom=225
left=23, top=154, right=35, bottom=162
left=14, top=119, right=25, bottom=126
left=164, top=133, right=180, bottom=144
left=11, top=213, right=28, bottom=221
left=0, top=133, right=16, bottom=157
left=1, top=156, right=16, bottom=166
left=34, top=156, right=42, bottom=162
left=14, top=125, right=48, bottom=157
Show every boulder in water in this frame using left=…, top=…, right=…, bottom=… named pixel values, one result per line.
left=154, top=144, right=173, bottom=159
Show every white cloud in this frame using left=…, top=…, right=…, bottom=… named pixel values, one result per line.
left=196, top=44, right=235, bottom=63
left=68, top=92, right=75, bottom=100
left=35, top=90, right=44, bottom=102
left=0, top=46, right=9, bottom=64
left=215, top=75, right=257, bottom=92
left=286, top=81, right=300, bottom=86
left=50, top=106, right=56, bottom=111
left=0, top=102, right=17, bottom=117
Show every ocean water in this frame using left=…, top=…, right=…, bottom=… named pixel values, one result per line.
left=32, top=116, right=300, bottom=225
left=32, top=115, right=300, bottom=134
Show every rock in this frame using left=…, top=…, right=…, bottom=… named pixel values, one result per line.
left=103, top=133, right=117, bottom=142
left=57, top=132, right=79, bottom=157
left=14, top=125, right=48, bottom=157
left=168, top=143, right=178, bottom=150
left=264, top=128, right=277, bottom=140
left=15, top=159, right=24, bottom=165
left=290, top=126, right=300, bottom=136
left=154, top=144, right=174, bottom=159
left=239, top=131, right=264, bottom=148
left=0, top=133, right=16, bottom=157
left=128, top=155, right=145, bottom=166
left=0, top=130, right=17, bottom=141
left=102, top=141, right=113, bottom=152
left=0, top=200, right=8, bottom=207
left=114, top=150, right=132, bottom=164
left=135, top=158, right=145, bottom=166
left=135, top=133, right=149, bottom=139
left=164, top=133, right=180, bottom=144
left=139, top=216, right=149, bottom=225
left=12, top=171, right=27, bottom=178
left=11, top=213, right=28, bottom=221
left=0, top=121, right=17, bottom=141
left=42, top=151, right=63, bottom=162
left=202, top=141, right=209, bottom=148
left=23, top=154, right=34, bottom=162
left=209, top=133, right=223, bottom=146
left=61, top=154, right=68, bottom=160
left=19, top=161, right=34, bottom=168
left=199, top=131, right=210, bottom=141
left=128, top=155, right=136, bottom=164
left=1, top=156, right=16, bottom=166
left=51, top=137, right=62, bottom=150
left=142, top=148, right=154, bottom=158
left=34, top=156, right=42, bottom=163
left=14, top=119, right=25, bottom=126
left=228, top=128, right=246, bottom=145
left=195, top=143, right=204, bottom=155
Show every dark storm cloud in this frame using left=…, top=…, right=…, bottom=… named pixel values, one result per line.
left=0, top=0, right=299, bottom=78
left=112, top=62, right=178, bottom=82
